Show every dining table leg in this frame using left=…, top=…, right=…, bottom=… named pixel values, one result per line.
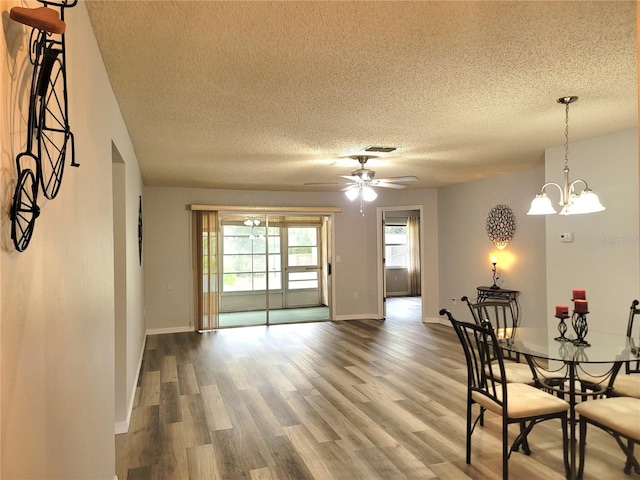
left=567, top=361, right=577, bottom=480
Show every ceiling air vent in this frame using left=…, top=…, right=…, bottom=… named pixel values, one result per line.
left=364, top=146, right=397, bottom=153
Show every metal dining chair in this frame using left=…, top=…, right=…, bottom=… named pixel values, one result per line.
left=440, top=309, right=570, bottom=480
left=575, top=396, right=640, bottom=475
left=611, top=299, right=640, bottom=398
left=462, top=296, right=536, bottom=385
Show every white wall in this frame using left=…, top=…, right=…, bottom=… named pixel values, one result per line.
left=436, top=129, right=639, bottom=342
left=1, top=2, right=144, bottom=477
left=438, top=167, right=548, bottom=339
left=143, top=186, right=439, bottom=330
left=545, top=129, right=639, bottom=335
left=144, top=155, right=635, bottom=334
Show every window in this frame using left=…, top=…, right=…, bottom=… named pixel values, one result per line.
left=222, top=224, right=282, bottom=292
left=287, top=227, right=319, bottom=289
left=385, top=224, right=408, bottom=268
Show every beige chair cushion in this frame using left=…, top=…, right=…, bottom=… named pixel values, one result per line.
left=575, top=397, right=640, bottom=441
left=487, top=361, right=535, bottom=384
left=471, top=383, right=569, bottom=419
left=612, top=373, right=640, bottom=399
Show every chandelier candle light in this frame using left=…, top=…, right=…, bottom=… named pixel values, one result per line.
left=527, top=96, right=605, bottom=216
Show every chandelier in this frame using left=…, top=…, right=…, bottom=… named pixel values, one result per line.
left=527, top=96, right=605, bottom=216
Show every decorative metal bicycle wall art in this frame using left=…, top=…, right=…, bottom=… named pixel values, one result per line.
left=9, top=0, right=78, bottom=252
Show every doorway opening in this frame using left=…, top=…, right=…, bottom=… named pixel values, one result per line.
left=377, top=206, right=423, bottom=321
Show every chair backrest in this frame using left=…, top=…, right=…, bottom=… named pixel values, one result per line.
left=626, top=299, right=640, bottom=374
left=462, top=296, right=519, bottom=359
left=440, top=308, right=506, bottom=410
left=462, top=296, right=517, bottom=332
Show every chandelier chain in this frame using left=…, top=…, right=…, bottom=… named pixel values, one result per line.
left=564, top=100, right=570, bottom=169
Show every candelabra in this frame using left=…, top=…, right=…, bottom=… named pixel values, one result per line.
left=571, top=311, right=590, bottom=347
left=490, top=256, right=500, bottom=289
left=554, top=311, right=570, bottom=342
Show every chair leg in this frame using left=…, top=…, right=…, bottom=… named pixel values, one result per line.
left=503, top=419, right=509, bottom=480
left=519, top=421, right=532, bottom=455
left=577, top=416, right=587, bottom=479
left=466, top=399, right=473, bottom=464
left=561, top=414, right=570, bottom=479
left=622, top=438, right=640, bottom=475
left=624, top=439, right=632, bottom=475
left=510, top=421, right=533, bottom=455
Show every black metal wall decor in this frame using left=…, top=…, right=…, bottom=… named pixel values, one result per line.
left=138, top=196, right=143, bottom=266
left=486, top=204, right=516, bottom=249
left=9, top=0, right=78, bottom=252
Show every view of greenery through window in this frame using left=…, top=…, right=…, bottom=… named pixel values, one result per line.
left=287, top=227, right=318, bottom=290
left=385, top=225, right=408, bottom=268
left=222, top=224, right=319, bottom=292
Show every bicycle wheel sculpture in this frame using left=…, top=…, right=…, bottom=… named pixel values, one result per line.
left=11, top=168, right=41, bottom=252
left=9, top=1, right=77, bottom=252
left=37, top=48, right=72, bottom=200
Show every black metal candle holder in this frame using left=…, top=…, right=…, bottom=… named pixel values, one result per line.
left=490, top=261, right=500, bottom=289
left=554, top=314, right=570, bottom=342
left=571, top=311, right=590, bottom=347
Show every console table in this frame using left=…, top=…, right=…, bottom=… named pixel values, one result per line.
left=476, top=286, right=520, bottom=326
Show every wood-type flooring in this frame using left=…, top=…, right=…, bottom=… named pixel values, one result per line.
left=116, top=303, right=632, bottom=479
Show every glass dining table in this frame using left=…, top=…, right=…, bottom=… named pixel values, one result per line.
left=498, top=326, right=638, bottom=479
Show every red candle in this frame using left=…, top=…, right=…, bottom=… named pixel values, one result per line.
left=572, top=289, right=586, bottom=300
left=555, top=305, right=569, bottom=317
left=574, top=299, right=588, bottom=313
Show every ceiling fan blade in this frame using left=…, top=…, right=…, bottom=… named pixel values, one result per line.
left=374, top=182, right=408, bottom=189
left=304, top=182, right=346, bottom=187
left=339, top=175, right=359, bottom=181
left=374, top=175, right=419, bottom=183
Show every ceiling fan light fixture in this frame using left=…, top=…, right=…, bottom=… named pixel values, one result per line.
left=322, top=153, right=416, bottom=215
left=345, top=188, right=359, bottom=201
left=362, top=186, right=377, bottom=202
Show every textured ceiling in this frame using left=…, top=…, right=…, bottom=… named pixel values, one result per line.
left=85, top=1, right=637, bottom=192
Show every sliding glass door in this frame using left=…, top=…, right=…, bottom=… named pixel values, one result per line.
left=216, top=214, right=330, bottom=328
left=218, top=213, right=270, bottom=327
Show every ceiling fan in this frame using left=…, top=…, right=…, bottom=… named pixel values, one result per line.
left=306, top=155, right=419, bottom=214
left=307, top=155, right=418, bottom=190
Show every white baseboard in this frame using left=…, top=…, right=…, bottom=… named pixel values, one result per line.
left=333, top=313, right=381, bottom=321
left=332, top=314, right=448, bottom=325
left=115, top=421, right=129, bottom=435
left=423, top=317, right=448, bottom=325
left=146, top=325, right=195, bottom=335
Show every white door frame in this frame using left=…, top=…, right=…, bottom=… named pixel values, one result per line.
left=376, top=205, right=425, bottom=321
